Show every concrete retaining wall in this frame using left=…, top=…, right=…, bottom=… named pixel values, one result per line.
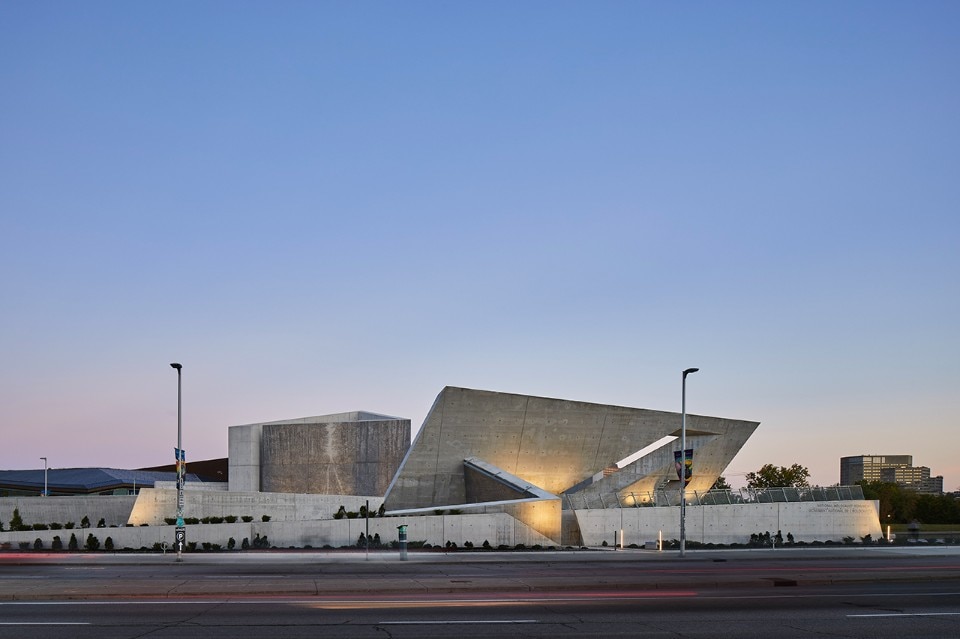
left=0, top=496, right=136, bottom=529
left=128, top=489, right=383, bottom=525
left=574, top=500, right=883, bottom=546
left=0, top=513, right=554, bottom=551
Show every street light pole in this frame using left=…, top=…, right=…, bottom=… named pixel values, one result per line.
left=40, top=457, right=47, bottom=497
left=680, top=367, right=699, bottom=558
left=170, top=362, right=184, bottom=562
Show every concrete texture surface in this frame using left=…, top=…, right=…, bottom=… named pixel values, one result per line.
left=229, top=413, right=410, bottom=496
left=385, top=387, right=759, bottom=512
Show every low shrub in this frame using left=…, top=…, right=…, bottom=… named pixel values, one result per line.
left=34, top=538, right=43, bottom=550
left=241, top=516, right=253, bottom=523
left=52, top=535, right=63, bottom=550
left=104, top=537, right=114, bottom=551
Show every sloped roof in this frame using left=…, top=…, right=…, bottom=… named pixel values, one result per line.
left=0, top=468, right=201, bottom=493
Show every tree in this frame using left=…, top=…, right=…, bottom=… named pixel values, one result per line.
left=711, top=475, right=731, bottom=491
left=745, top=463, right=811, bottom=489
left=9, top=508, right=24, bottom=531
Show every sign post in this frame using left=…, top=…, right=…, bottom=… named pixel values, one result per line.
left=397, top=524, right=408, bottom=561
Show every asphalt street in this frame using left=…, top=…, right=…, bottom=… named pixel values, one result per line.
left=0, top=547, right=958, bottom=638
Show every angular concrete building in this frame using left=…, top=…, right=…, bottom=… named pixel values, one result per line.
left=229, top=412, right=410, bottom=496
left=384, top=387, right=760, bottom=543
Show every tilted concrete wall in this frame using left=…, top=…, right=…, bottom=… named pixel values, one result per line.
left=573, top=500, right=883, bottom=546
left=385, top=387, right=758, bottom=511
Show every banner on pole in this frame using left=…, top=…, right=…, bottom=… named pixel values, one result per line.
left=674, top=449, right=694, bottom=485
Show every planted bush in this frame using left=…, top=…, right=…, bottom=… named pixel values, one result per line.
left=52, top=536, right=63, bottom=550
left=241, top=516, right=253, bottom=523
left=68, top=533, right=78, bottom=551
left=85, top=534, right=100, bottom=551
left=104, top=537, right=114, bottom=551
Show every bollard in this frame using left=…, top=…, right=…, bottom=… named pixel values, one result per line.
left=397, top=524, right=408, bottom=561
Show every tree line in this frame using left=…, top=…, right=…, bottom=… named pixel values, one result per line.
left=713, top=464, right=959, bottom=525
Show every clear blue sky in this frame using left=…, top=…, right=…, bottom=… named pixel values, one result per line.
left=2, top=2, right=958, bottom=491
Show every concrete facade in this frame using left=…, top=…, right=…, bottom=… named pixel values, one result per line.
left=384, top=387, right=759, bottom=543
left=573, top=500, right=883, bottom=546
left=228, top=412, right=410, bottom=496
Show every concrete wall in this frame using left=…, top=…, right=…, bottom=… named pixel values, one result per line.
left=228, top=416, right=411, bottom=496
left=573, top=500, right=883, bottom=546
left=260, top=419, right=409, bottom=495
left=228, top=424, right=263, bottom=492
left=385, top=387, right=759, bottom=511
left=128, top=489, right=382, bottom=525
left=0, top=513, right=554, bottom=551
left=0, top=496, right=136, bottom=529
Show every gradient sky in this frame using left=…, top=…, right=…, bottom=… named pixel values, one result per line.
left=2, top=2, right=958, bottom=491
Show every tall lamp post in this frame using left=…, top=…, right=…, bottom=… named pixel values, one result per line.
left=40, top=457, right=47, bottom=497
left=680, top=367, right=699, bottom=558
left=170, top=362, right=185, bottom=562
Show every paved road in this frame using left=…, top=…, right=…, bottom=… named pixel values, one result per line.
left=2, top=546, right=960, bottom=600
left=0, top=583, right=958, bottom=638
left=1, top=547, right=958, bottom=638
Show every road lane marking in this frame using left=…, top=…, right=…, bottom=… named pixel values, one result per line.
left=853, top=612, right=960, bottom=618
left=380, top=620, right=538, bottom=625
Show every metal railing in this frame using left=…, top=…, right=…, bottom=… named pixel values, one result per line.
left=564, top=485, right=866, bottom=510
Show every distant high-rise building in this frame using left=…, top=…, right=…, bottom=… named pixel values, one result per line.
left=840, top=454, right=944, bottom=494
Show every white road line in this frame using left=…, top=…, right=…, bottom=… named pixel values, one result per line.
left=380, top=620, right=538, bottom=625
left=847, top=612, right=960, bottom=618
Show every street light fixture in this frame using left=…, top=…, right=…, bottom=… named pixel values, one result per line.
left=40, top=457, right=47, bottom=497
left=680, top=367, right=699, bottom=558
left=170, top=362, right=185, bottom=562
